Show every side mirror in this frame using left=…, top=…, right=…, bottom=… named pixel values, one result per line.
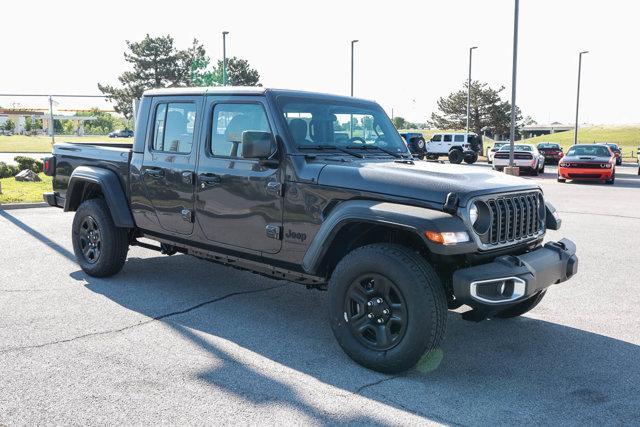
left=242, top=131, right=276, bottom=159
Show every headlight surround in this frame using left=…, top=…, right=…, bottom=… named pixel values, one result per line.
left=559, top=162, right=568, bottom=167
left=470, top=201, right=491, bottom=235
left=600, top=163, right=612, bottom=168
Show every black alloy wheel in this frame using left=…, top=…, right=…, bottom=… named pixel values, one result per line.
left=344, top=273, right=408, bottom=351
left=78, top=216, right=101, bottom=264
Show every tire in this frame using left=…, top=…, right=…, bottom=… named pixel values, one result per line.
left=531, top=165, right=539, bottom=176
left=416, top=138, right=425, bottom=150
left=72, top=198, right=129, bottom=277
left=448, top=149, right=464, bottom=164
left=464, top=152, right=478, bottom=164
left=540, top=163, right=545, bottom=174
left=557, top=176, right=566, bottom=183
left=494, top=290, right=546, bottom=318
left=328, top=244, right=447, bottom=374
left=606, top=172, right=615, bottom=185
left=426, top=154, right=439, bottom=161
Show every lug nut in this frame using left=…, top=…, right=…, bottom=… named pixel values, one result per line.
left=382, top=309, right=389, bottom=315
left=377, top=318, right=383, bottom=324
left=376, top=298, right=383, bottom=304
left=367, top=301, right=372, bottom=307
left=367, top=313, right=374, bottom=319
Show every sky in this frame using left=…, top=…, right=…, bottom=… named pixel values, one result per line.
left=1, top=0, right=639, bottom=125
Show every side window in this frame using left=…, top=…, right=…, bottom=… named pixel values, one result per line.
left=443, top=134, right=452, bottom=142
left=152, top=103, right=196, bottom=154
left=454, top=135, right=464, bottom=142
left=431, top=134, right=442, bottom=142
left=211, top=103, right=270, bottom=158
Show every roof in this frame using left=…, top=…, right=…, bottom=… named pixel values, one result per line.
left=142, top=86, right=377, bottom=104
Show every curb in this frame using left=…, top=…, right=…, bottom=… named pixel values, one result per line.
left=0, top=202, right=49, bottom=210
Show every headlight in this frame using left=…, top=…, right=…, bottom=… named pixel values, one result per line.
left=559, top=162, right=567, bottom=167
left=469, top=204, right=479, bottom=225
left=470, top=201, right=491, bottom=235
left=600, top=163, right=612, bottom=168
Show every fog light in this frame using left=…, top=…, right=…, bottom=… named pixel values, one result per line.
left=425, top=231, right=470, bottom=245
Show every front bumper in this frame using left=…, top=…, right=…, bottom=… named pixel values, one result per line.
left=452, top=238, right=578, bottom=317
left=558, top=167, right=613, bottom=180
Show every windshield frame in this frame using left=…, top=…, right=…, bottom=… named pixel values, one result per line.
left=274, top=94, right=411, bottom=158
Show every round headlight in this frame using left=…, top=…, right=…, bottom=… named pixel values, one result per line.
left=470, top=201, right=491, bottom=235
left=469, top=204, right=479, bottom=225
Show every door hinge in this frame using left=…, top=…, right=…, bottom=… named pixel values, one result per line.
left=181, top=208, right=194, bottom=223
left=265, top=224, right=282, bottom=240
left=266, top=181, right=284, bottom=197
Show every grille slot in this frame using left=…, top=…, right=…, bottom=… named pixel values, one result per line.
left=482, top=192, right=543, bottom=247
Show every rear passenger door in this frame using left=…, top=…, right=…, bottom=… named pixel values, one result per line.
left=141, top=96, right=202, bottom=235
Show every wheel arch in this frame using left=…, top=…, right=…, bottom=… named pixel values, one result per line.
left=65, top=166, right=135, bottom=228
left=302, top=200, right=476, bottom=277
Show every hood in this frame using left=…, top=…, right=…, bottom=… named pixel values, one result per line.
left=317, top=159, right=539, bottom=205
left=561, top=155, right=612, bottom=163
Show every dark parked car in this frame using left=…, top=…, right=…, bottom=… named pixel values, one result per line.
left=536, top=143, right=563, bottom=164
left=108, top=129, right=134, bottom=138
left=399, top=132, right=426, bottom=157
left=43, top=87, right=578, bottom=373
left=604, top=143, right=622, bottom=165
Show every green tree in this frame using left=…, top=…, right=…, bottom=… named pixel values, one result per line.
left=191, top=56, right=261, bottom=87
left=24, top=117, right=43, bottom=133
left=392, top=116, right=407, bottom=129
left=3, top=119, right=15, bottom=132
left=76, top=108, right=128, bottom=134
left=98, top=35, right=205, bottom=119
left=429, top=81, right=525, bottom=137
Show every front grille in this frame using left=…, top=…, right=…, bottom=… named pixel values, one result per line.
left=563, top=162, right=605, bottom=169
left=568, top=173, right=602, bottom=179
left=478, top=192, right=544, bottom=248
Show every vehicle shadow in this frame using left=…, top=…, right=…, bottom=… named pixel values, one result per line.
left=80, top=254, right=640, bottom=424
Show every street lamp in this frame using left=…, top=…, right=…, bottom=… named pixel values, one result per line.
left=574, top=50, right=589, bottom=145
left=466, top=46, right=478, bottom=136
left=350, top=40, right=358, bottom=97
left=222, top=31, right=229, bottom=86
left=507, top=0, right=519, bottom=172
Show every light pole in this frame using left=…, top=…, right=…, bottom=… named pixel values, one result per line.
left=222, top=31, right=229, bottom=86
left=466, top=46, right=478, bottom=136
left=574, top=50, right=589, bottom=145
left=350, top=40, right=358, bottom=97
left=507, top=0, right=519, bottom=172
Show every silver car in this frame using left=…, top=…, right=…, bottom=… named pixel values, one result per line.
left=492, top=144, right=545, bottom=175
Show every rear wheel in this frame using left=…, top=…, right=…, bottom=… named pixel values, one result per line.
left=464, top=152, right=478, bottom=164
left=448, top=149, right=464, bottom=164
left=72, top=198, right=129, bottom=277
left=328, top=244, right=447, bottom=373
left=494, top=291, right=546, bottom=318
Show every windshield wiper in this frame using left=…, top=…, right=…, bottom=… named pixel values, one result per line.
left=297, top=144, right=364, bottom=159
left=345, top=144, right=407, bottom=159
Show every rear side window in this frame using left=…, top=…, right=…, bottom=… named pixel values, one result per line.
left=443, top=134, right=452, bottom=142
left=454, top=135, right=464, bottom=142
left=152, top=103, right=197, bottom=154
left=211, top=103, right=271, bottom=158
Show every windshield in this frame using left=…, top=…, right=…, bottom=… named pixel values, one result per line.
left=277, top=97, right=409, bottom=155
left=606, top=144, right=619, bottom=149
left=499, top=144, right=532, bottom=151
left=538, top=143, right=560, bottom=149
left=566, top=145, right=611, bottom=157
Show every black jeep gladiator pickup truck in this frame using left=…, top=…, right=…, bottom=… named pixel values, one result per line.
left=43, top=87, right=578, bottom=373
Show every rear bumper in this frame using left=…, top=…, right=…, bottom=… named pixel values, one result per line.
left=452, top=238, right=578, bottom=316
left=558, top=167, right=613, bottom=180
left=493, top=158, right=537, bottom=169
left=43, top=192, right=63, bottom=208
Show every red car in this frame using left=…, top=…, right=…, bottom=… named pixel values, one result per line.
left=536, top=142, right=563, bottom=164
left=557, top=144, right=616, bottom=184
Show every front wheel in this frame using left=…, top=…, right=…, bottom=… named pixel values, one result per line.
left=328, top=244, right=447, bottom=373
left=72, top=198, right=129, bottom=277
left=606, top=172, right=615, bottom=185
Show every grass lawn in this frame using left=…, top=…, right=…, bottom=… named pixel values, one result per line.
left=0, top=173, right=52, bottom=204
left=0, top=135, right=133, bottom=153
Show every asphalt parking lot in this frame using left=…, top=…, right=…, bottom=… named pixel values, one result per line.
left=1, top=164, right=639, bottom=425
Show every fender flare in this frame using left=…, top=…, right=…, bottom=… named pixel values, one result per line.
left=65, top=166, right=135, bottom=228
left=301, top=200, right=477, bottom=274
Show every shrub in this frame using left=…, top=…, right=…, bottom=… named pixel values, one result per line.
left=0, top=162, right=20, bottom=178
left=13, top=156, right=42, bottom=173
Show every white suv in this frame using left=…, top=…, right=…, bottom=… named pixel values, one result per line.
left=425, top=132, right=482, bottom=164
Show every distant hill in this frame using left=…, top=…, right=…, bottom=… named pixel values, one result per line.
left=521, top=125, right=640, bottom=155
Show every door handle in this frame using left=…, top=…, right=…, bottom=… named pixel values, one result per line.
left=199, top=173, right=222, bottom=188
left=181, top=171, right=194, bottom=185
left=144, top=168, right=164, bottom=178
